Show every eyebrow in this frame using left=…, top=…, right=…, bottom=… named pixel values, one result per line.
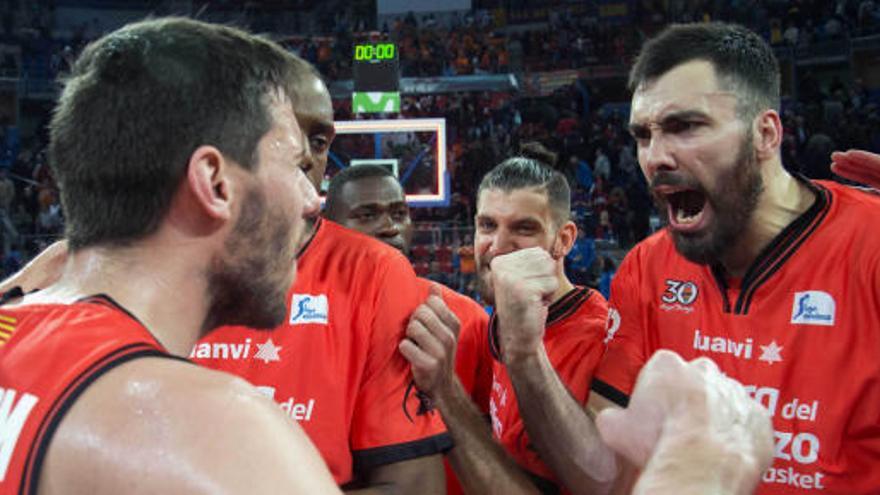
left=510, top=218, right=542, bottom=229
left=350, top=200, right=406, bottom=211
left=629, top=109, right=711, bottom=134
left=312, top=121, right=335, bottom=135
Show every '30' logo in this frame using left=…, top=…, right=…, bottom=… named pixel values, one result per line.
left=662, top=280, right=699, bottom=306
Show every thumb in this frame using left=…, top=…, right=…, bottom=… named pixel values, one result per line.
left=595, top=407, right=628, bottom=451
left=596, top=407, right=654, bottom=468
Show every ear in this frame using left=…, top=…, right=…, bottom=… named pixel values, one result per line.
left=553, top=220, right=578, bottom=259
left=185, top=145, right=234, bottom=222
left=753, top=109, right=783, bottom=161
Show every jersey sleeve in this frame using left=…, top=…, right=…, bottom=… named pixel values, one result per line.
left=350, top=253, right=452, bottom=473
left=553, top=297, right=608, bottom=405
left=591, top=250, right=648, bottom=407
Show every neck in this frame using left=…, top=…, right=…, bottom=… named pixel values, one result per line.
left=720, top=160, right=816, bottom=278
left=551, top=267, right=576, bottom=305
left=26, top=240, right=212, bottom=357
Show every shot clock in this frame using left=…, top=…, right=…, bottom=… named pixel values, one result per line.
left=354, top=42, right=396, bottom=61
left=352, top=42, right=400, bottom=113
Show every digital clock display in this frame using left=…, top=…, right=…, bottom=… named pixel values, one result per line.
left=354, top=43, right=396, bottom=62
left=353, top=42, right=399, bottom=93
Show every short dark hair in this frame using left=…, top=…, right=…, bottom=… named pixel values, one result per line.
left=629, top=22, right=780, bottom=119
left=49, top=17, right=307, bottom=250
left=324, top=164, right=396, bottom=220
left=477, top=157, right=571, bottom=225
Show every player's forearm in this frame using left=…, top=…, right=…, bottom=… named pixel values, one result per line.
left=436, top=378, right=539, bottom=495
left=505, top=348, right=617, bottom=495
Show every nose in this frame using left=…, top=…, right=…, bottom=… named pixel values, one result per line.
left=299, top=174, right=320, bottom=217
left=376, top=214, right=400, bottom=238
left=486, top=228, right=516, bottom=257
left=640, top=133, right=677, bottom=178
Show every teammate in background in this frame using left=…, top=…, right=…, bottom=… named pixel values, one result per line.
left=322, top=164, right=493, bottom=495
left=393, top=157, right=609, bottom=494
left=0, top=17, right=339, bottom=494
left=492, top=22, right=880, bottom=494
left=322, top=164, right=493, bottom=408
left=192, top=64, right=450, bottom=492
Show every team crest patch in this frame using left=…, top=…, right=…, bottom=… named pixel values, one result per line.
left=790, top=291, right=835, bottom=326
left=660, top=279, right=698, bottom=313
left=289, top=294, right=329, bottom=325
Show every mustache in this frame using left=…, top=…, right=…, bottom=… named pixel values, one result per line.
left=650, top=171, right=701, bottom=190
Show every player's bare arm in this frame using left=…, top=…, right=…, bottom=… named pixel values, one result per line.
left=597, top=351, right=773, bottom=495
left=831, top=149, right=880, bottom=188
left=0, top=240, right=67, bottom=295
left=38, top=358, right=341, bottom=495
left=492, top=248, right=620, bottom=495
left=400, top=286, right=538, bottom=495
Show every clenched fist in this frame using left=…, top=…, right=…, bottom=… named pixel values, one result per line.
left=596, top=350, right=773, bottom=495
left=490, top=247, right=560, bottom=362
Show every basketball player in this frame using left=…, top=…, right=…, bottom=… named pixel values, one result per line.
left=0, top=17, right=340, bottom=494
left=192, top=67, right=450, bottom=492
left=322, top=164, right=493, bottom=494
left=396, top=157, right=610, bottom=494
left=491, top=22, right=880, bottom=494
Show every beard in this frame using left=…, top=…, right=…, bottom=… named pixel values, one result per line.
left=654, top=132, right=764, bottom=266
left=202, top=185, right=295, bottom=333
left=476, top=262, right=495, bottom=306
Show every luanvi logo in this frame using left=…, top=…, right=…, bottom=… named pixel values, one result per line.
left=189, top=338, right=282, bottom=363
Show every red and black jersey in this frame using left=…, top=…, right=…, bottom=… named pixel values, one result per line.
left=194, top=219, right=451, bottom=485
left=431, top=281, right=492, bottom=495
left=433, top=282, right=491, bottom=411
left=594, top=180, right=880, bottom=494
left=0, top=296, right=168, bottom=495
left=489, top=286, right=608, bottom=494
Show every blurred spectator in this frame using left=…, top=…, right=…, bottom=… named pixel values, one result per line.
left=566, top=228, right=596, bottom=287
left=598, top=256, right=616, bottom=300
left=0, top=167, right=18, bottom=253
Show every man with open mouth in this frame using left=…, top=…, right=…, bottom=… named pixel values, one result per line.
left=492, top=21, right=880, bottom=495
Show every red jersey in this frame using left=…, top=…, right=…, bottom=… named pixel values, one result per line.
left=433, top=282, right=491, bottom=409
left=593, top=181, right=880, bottom=494
left=431, top=281, right=492, bottom=495
left=193, top=219, right=450, bottom=484
left=490, top=287, right=608, bottom=493
left=0, top=296, right=167, bottom=495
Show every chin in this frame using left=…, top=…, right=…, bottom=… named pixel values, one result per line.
left=670, top=229, right=728, bottom=266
